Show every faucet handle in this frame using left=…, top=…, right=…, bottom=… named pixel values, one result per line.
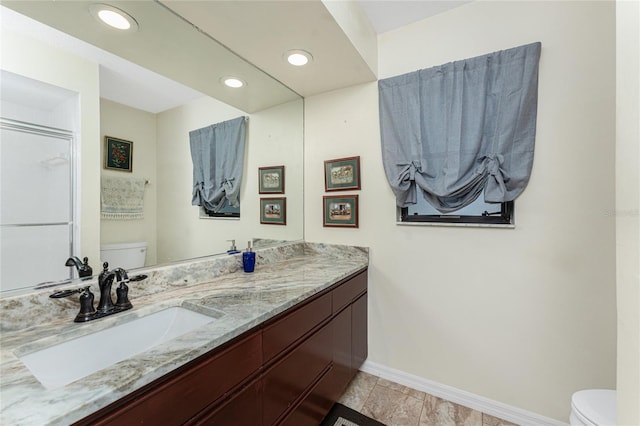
left=75, top=287, right=96, bottom=322
left=50, top=287, right=83, bottom=298
left=49, top=286, right=96, bottom=323
left=115, top=281, right=132, bottom=310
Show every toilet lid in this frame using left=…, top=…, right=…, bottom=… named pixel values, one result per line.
left=572, top=389, right=616, bottom=426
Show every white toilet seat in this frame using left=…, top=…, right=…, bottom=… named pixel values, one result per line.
left=571, top=389, right=616, bottom=426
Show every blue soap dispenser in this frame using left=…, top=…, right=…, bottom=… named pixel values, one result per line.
left=243, top=240, right=255, bottom=273
left=227, top=240, right=241, bottom=255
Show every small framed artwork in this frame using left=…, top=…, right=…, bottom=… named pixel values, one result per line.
left=323, top=195, right=359, bottom=228
left=260, top=197, right=286, bottom=225
left=259, top=165, right=285, bottom=194
left=324, top=156, right=360, bottom=191
left=104, top=136, right=133, bottom=172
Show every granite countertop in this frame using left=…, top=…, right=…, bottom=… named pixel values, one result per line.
left=0, top=243, right=368, bottom=425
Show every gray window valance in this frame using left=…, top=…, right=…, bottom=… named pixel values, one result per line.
left=189, top=116, right=246, bottom=213
left=379, top=42, right=541, bottom=213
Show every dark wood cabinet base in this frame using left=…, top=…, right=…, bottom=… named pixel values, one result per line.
left=76, top=268, right=368, bottom=426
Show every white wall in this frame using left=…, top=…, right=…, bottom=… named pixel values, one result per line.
left=100, top=99, right=158, bottom=266
left=1, top=27, right=101, bottom=268
left=156, top=97, right=303, bottom=263
left=616, top=1, right=640, bottom=424
left=304, top=1, right=616, bottom=421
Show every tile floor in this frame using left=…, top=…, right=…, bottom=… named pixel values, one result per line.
left=338, top=371, right=519, bottom=426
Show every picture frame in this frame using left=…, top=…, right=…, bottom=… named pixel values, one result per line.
left=104, top=136, right=133, bottom=172
left=324, top=156, right=360, bottom=191
left=323, top=195, right=359, bottom=228
left=260, top=197, right=287, bottom=225
left=259, top=165, right=285, bottom=194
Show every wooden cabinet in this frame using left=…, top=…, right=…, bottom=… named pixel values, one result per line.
left=262, top=292, right=332, bottom=362
left=352, top=293, right=368, bottom=371
left=263, top=324, right=333, bottom=425
left=78, top=333, right=262, bottom=426
left=76, top=268, right=367, bottom=426
left=189, top=379, right=262, bottom=426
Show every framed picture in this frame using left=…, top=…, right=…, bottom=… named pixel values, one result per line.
left=104, top=136, right=133, bottom=172
left=323, top=195, right=359, bottom=228
left=259, top=165, right=285, bottom=194
left=324, top=156, right=360, bottom=191
left=260, top=197, right=286, bottom=225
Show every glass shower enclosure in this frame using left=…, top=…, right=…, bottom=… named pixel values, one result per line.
left=0, top=118, right=75, bottom=293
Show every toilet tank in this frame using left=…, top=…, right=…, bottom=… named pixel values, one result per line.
left=100, top=242, right=147, bottom=270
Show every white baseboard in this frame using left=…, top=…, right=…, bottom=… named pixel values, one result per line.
left=359, top=360, right=568, bottom=426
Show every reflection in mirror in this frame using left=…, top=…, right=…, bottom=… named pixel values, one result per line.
left=0, top=4, right=303, bottom=296
left=100, top=94, right=303, bottom=268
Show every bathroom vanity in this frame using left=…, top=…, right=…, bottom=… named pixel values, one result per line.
left=0, top=242, right=368, bottom=425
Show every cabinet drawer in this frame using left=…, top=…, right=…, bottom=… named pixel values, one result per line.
left=263, top=323, right=332, bottom=425
left=280, top=364, right=337, bottom=426
left=87, top=333, right=262, bottom=426
left=263, top=292, right=331, bottom=362
left=333, top=270, right=367, bottom=314
left=190, top=379, right=262, bottom=426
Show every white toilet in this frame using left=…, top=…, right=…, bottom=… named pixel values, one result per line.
left=100, top=241, right=148, bottom=271
left=570, top=389, right=616, bottom=426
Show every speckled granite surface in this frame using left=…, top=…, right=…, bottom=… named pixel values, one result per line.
left=0, top=242, right=368, bottom=426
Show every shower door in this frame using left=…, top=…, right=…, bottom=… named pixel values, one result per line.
left=0, top=118, right=75, bottom=293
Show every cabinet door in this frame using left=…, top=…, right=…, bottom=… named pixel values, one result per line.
left=332, top=306, right=353, bottom=393
left=352, top=294, right=368, bottom=372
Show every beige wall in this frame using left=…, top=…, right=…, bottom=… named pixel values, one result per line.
left=616, top=1, right=640, bottom=424
left=156, top=97, right=304, bottom=263
left=100, top=96, right=304, bottom=266
left=100, top=99, right=158, bottom=266
left=1, top=27, right=101, bottom=266
left=304, top=1, right=616, bottom=421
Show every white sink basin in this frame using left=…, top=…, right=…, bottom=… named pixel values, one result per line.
left=19, top=307, right=215, bottom=389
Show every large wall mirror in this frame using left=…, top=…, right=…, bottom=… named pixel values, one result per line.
left=0, top=2, right=304, bottom=295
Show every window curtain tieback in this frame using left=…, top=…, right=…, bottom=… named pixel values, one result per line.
left=478, top=154, right=505, bottom=176
left=480, top=154, right=508, bottom=202
left=397, top=159, right=426, bottom=183
left=221, top=177, right=239, bottom=207
left=221, top=177, right=235, bottom=188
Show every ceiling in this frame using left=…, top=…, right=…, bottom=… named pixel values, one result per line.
left=358, top=0, right=472, bottom=34
left=1, top=1, right=470, bottom=113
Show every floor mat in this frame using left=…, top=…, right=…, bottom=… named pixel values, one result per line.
left=320, top=403, right=386, bottom=426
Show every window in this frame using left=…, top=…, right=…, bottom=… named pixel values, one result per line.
left=378, top=43, right=541, bottom=229
left=199, top=199, right=240, bottom=219
left=400, top=196, right=514, bottom=226
left=189, top=116, right=246, bottom=219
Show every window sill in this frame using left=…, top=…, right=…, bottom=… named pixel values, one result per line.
left=198, top=215, right=240, bottom=221
left=396, top=221, right=515, bottom=229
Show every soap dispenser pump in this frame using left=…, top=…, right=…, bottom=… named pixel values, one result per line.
left=227, top=240, right=240, bottom=254
left=242, top=240, right=255, bottom=273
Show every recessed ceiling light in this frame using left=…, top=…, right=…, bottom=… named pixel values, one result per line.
left=89, top=4, right=138, bottom=31
left=222, top=77, right=245, bottom=88
left=285, top=50, right=313, bottom=66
